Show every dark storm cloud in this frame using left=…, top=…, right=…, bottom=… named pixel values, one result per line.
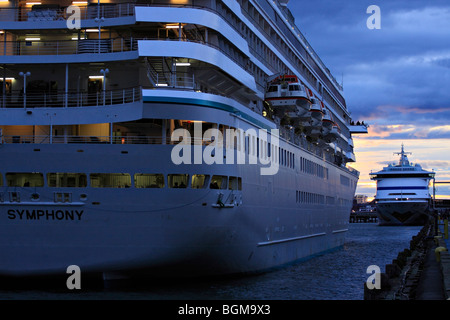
left=287, top=1, right=450, bottom=139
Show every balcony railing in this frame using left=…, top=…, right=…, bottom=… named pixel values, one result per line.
left=0, top=38, right=138, bottom=56
left=0, top=3, right=135, bottom=22
left=0, top=135, right=213, bottom=145
left=0, top=86, right=142, bottom=108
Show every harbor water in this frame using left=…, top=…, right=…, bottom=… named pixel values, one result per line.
left=0, top=223, right=421, bottom=300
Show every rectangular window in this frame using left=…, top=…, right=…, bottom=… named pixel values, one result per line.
left=6, top=172, right=44, bottom=187
left=47, top=173, right=87, bottom=188
left=168, top=174, right=189, bottom=188
left=191, top=174, right=209, bottom=189
left=229, top=176, right=239, bottom=190
left=134, top=174, right=165, bottom=188
left=210, top=175, right=227, bottom=189
left=90, top=173, right=131, bottom=188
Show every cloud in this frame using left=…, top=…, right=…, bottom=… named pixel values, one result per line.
left=290, top=2, right=450, bottom=127
left=288, top=1, right=450, bottom=197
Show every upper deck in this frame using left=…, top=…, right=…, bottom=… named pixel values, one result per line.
left=0, top=1, right=346, bottom=111
left=370, top=145, right=435, bottom=179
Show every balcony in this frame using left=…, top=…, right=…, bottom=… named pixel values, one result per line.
left=0, top=86, right=141, bottom=109
left=0, top=3, right=135, bottom=23
left=0, top=38, right=137, bottom=56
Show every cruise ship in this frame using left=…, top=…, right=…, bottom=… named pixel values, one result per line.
left=0, top=0, right=367, bottom=279
left=370, top=145, right=435, bottom=226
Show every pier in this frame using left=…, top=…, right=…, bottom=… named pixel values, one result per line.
left=363, top=211, right=450, bottom=300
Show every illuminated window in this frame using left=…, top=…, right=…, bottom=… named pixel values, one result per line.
left=210, top=175, right=227, bottom=189
left=168, top=174, right=189, bottom=188
left=90, top=173, right=131, bottom=188
left=6, top=172, right=44, bottom=187
left=191, top=174, right=209, bottom=189
left=47, top=173, right=87, bottom=188
left=134, top=174, right=165, bottom=188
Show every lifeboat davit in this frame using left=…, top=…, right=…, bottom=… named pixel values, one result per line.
left=321, top=107, right=333, bottom=136
left=323, top=122, right=340, bottom=142
left=264, top=74, right=311, bottom=121
left=303, top=96, right=324, bottom=137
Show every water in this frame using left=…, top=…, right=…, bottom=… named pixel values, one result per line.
left=0, top=223, right=421, bottom=300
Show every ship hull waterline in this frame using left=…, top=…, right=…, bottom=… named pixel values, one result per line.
left=0, top=143, right=355, bottom=278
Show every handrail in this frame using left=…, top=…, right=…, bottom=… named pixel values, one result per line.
left=0, top=86, right=142, bottom=108
left=0, top=38, right=138, bottom=56
left=0, top=3, right=135, bottom=22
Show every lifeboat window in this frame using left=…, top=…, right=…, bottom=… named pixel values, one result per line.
left=90, top=173, right=131, bottom=188
left=168, top=174, right=189, bottom=188
left=268, top=86, right=278, bottom=92
left=210, top=175, right=227, bottom=189
left=6, top=172, right=44, bottom=187
left=134, top=174, right=165, bottom=188
left=47, top=173, right=87, bottom=188
left=289, top=85, right=300, bottom=91
left=191, top=174, right=209, bottom=189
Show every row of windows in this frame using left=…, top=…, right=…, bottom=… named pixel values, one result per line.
left=295, top=191, right=350, bottom=207
left=178, top=121, right=330, bottom=176
left=300, top=157, right=329, bottom=179
left=0, top=173, right=242, bottom=190
left=296, top=190, right=326, bottom=205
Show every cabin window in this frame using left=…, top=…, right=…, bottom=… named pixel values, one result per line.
left=6, top=172, right=44, bottom=187
left=191, top=174, right=209, bottom=189
left=168, top=174, right=189, bottom=188
left=229, top=176, right=240, bottom=190
left=210, top=175, right=227, bottom=189
left=134, top=174, right=165, bottom=188
left=90, top=173, right=131, bottom=188
left=47, top=173, right=87, bottom=187
left=268, top=86, right=278, bottom=92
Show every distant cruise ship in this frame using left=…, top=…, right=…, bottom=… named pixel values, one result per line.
left=370, top=145, right=435, bottom=226
left=0, top=0, right=367, bottom=279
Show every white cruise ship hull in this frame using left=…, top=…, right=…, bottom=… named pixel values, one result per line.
left=376, top=201, right=431, bottom=226
left=0, top=102, right=357, bottom=278
left=0, top=146, right=355, bottom=277
left=0, top=0, right=365, bottom=279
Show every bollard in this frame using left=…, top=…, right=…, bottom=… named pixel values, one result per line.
left=435, top=247, right=448, bottom=262
left=434, top=236, right=443, bottom=246
left=445, top=219, right=449, bottom=240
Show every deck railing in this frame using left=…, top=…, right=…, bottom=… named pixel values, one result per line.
left=0, top=135, right=219, bottom=145
left=0, top=86, right=141, bottom=108
left=0, top=3, right=135, bottom=22
left=0, top=38, right=138, bottom=56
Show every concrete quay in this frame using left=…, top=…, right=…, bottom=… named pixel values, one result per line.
left=364, top=217, right=450, bottom=300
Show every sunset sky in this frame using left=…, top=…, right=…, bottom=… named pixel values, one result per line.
left=289, top=0, right=450, bottom=199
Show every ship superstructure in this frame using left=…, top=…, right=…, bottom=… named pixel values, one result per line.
left=370, top=145, right=435, bottom=226
left=0, top=0, right=367, bottom=278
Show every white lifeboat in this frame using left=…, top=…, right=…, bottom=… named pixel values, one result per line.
left=264, top=74, right=311, bottom=120
left=328, top=123, right=341, bottom=141
left=321, top=106, right=333, bottom=136
left=303, top=97, right=324, bottom=137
